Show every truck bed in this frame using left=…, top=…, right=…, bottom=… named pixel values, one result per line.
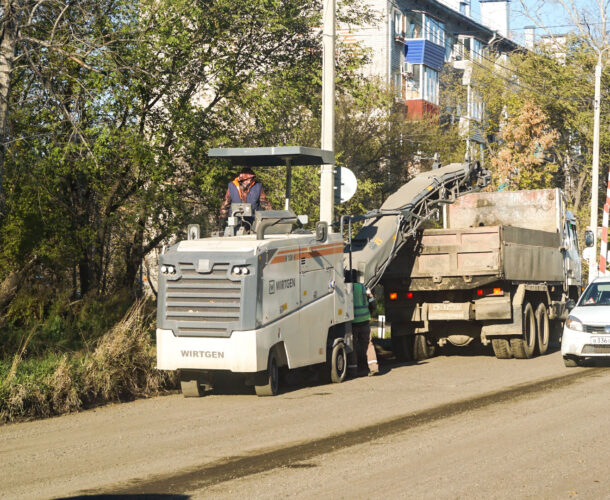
left=384, top=225, right=564, bottom=290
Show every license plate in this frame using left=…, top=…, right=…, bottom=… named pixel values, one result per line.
left=431, top=303, right=462, bottom=311
left=591, top=336, right=610, bottom=345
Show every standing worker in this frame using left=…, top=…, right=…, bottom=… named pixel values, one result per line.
left=219, top=167, right=273, bottom=227
left=352, top=279, right=380, bottom=376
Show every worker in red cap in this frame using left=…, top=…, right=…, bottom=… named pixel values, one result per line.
left=219, top=167, right=272, bottom=227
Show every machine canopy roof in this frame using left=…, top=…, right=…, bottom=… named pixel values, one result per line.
left=208, top=146, right=334, bottom=167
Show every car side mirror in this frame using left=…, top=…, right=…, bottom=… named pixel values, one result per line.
left=585, top=230, right=594, bottom=248
left=566, top=299, right=576, bottom=311
left=315, top=221, right=328, bottom=242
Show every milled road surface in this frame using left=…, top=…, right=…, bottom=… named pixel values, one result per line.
left=1, top=347, right=608, bottom=499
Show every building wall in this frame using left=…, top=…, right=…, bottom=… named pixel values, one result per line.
left=479, top=1, right=509, bottom=38
left=351, top=0, right=516, bottom=124
left=348, top=0, right=390, bottom=82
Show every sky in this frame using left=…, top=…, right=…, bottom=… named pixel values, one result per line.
left=469, top=0, right=601, bottom=45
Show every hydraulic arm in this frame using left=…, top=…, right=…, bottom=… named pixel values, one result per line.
left=345, top=161, right=490, bottom=288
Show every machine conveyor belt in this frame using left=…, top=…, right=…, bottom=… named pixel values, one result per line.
left=346, top=161, right=490, bottom=288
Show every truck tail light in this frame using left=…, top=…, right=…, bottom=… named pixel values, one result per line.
left=389, top=292, right=398, bottom=300
left=476, top=287, right=504, bottom=298
left=406, top=292, right=413, bottom=299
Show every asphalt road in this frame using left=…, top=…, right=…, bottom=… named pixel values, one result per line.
left=1, top=345, right=608, bottom=499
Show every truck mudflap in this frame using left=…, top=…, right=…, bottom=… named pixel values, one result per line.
left=480, top=285, right=528, bottom=337
left=480, top=305, right=523, bottom=337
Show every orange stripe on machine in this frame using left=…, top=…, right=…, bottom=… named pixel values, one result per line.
left=270, top=243, right=344, bottom=264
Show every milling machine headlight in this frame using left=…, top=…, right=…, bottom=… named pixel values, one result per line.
left=161, top=265, right=176, bottom=275
left=232, top=265, right=250, bottom=275
left=566, top=315, right=584, bottom=332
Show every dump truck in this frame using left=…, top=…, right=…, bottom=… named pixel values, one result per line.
left=156, top=147, right=489, bottom=396
left=381, top=188, right=582, bottom=360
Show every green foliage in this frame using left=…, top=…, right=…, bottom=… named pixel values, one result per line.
left=1, top=287, right=133, bottom=358
left=0, top=0, right=469, bottom=386
left=474, top=37, right=610, bottom=215
left=2, top=0, right=369, bottom=294
left=0, top=300, right=177, bottom=423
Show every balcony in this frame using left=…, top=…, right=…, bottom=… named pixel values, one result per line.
left=404, top=40, right=445, bottom=72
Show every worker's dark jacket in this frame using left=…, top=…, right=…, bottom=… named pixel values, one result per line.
left=227, top=180, right=264, bottom=214
left=219, top=178, right=272, bottom=221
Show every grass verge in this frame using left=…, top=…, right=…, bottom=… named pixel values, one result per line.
left=0, top=299, right=177, bottom=424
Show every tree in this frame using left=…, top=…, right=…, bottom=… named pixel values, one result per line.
left=491, top=100, right=559, bottom=190
left=0, top=0, right=378, bottom=304
left=473, top=37, right=610, bottom=214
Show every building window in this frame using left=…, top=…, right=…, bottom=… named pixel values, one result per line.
left=445, top=34, right=455, bottom=62
left=404, top=63, right=422, bottom=100
left=403, top=64, right=439, bottom=105
left=471, top=38, right=482, bottom=62
left=405, top=12, right=421, bottom=38
left=454, top=36, right=483, bottom=62
left=423, top=66, right=439, bottom=105
left=469, top=91, right=483, bottom=121
left=394, top=10, right=404, bottom=38
left=394, top=70, right=403, bottom=98
left=461, top=36, right=471, bottom=59
left=453, top=36, right=468, bottom=61
left=423, top=15, right=445, bottom=47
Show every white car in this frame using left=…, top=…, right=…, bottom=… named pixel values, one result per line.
left=562, top=276, right=610, bottom=367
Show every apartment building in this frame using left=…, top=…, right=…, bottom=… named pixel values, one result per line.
left=351, top=0, right=519, bottom=147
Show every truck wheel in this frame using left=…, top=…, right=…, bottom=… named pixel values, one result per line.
left=510, top=302, right=536, bottom=359
left=328, top=341, right=347, bottom=383
left=491, top=338, right=512, bottom=359
left=413, top=334, right=435, bottom=360
left=392, top=333, right=414, bottom=362
left=255, top=351, right=279, bottom=397
left=536, top=303, right=550, bottom=355
left=180, top=375, right=204, bottom=398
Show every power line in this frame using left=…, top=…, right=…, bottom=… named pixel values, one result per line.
left=341, top=6, right=591, bottom=104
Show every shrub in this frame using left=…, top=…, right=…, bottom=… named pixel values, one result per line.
left=0, top=299, right=177, bottom=424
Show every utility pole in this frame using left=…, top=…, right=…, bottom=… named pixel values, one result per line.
left=588, top=54, right=602, bottom=282
left=319, top=0, right=335, bottom=227
left=462, top=62, right=472, bottom=161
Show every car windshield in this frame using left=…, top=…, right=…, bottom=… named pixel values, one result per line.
left=579, top=283, right=610, bottom=306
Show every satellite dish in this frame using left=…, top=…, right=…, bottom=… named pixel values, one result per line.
left=334, top=167, right=358, bottom=203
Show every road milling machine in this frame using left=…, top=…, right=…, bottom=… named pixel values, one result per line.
left=156, top=147, right=489, bottom=396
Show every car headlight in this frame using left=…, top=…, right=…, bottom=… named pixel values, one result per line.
left=566, top=315, right=584, bottom=332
